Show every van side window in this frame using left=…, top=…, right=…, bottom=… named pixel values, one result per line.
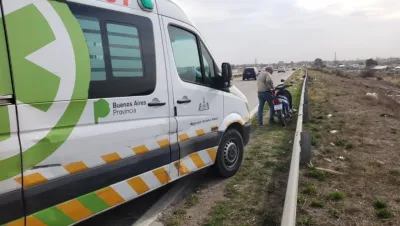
left=70, top=3, right=156, bottom=99
left=200, top=42, right=215, bottom=86
left=168, top=26, right=202, bottom=84
left=76, top=16, right=106, bottom=81
left=106, top=23, right=144, bottom=78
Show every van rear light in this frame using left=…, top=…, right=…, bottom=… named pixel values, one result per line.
left=273, top=99, right=280, bottom=105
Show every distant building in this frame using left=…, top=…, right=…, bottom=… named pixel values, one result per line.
left=371, top=66, right=388, bottom=71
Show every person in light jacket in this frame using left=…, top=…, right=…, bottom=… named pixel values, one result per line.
left=257, top=67, right=275, bottom=126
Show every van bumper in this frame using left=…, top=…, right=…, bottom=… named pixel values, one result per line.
left=243, top=122, right=251, bottom=146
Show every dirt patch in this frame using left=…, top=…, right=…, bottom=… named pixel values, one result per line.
left=159, top=71, right=305, bottom=226
left=158, top=172, right=229, bottom=226
left=298, top=70, right=400, bottom=226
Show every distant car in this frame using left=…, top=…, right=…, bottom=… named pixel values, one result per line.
left=278, top=67, right=286, bottom=73
left=243, top=67, right=258, bottom=80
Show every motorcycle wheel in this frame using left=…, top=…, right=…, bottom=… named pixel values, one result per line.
left=283, top=90, right=293, bottom=110
left=276, top=109, right=287, bottom=126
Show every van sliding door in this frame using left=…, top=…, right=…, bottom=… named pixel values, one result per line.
left=0, top=2, right=24, bottom=225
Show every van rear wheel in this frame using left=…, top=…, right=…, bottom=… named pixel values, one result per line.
left=213, top=129, right=244, bottom=178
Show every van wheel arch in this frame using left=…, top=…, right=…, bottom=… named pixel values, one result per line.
left=225, top=122, right=244, bottom=139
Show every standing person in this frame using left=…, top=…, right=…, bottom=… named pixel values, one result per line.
left=257, top=67, right=275, bottom=126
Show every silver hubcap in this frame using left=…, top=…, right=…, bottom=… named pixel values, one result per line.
left=223, top=140, right=239, bottom=169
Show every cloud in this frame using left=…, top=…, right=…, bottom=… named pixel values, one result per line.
left=171, top=0, right=400, bottom=64
left=295, top=0, right=400, bottom=20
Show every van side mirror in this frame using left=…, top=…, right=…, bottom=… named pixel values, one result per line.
left=222, top=63, right=232, bottom=88
left=281, top=79, right=285, bottom=82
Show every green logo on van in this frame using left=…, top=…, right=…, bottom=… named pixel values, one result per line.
left=0, top=2, right=90, bottom=181
left=94, top=99, right=110, bottom=124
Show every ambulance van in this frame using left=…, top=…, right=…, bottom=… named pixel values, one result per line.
left=0, top=0, right=251, bottom=225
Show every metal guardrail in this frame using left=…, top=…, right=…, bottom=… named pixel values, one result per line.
left=281, top=70, right=308, bottom=226
left=232, top=73, right=241, bottom=78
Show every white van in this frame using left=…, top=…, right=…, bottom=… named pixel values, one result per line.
left=0, top=0, right=250, bottom=225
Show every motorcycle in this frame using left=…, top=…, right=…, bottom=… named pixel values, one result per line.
left=272, top=79, right=293, bottom=126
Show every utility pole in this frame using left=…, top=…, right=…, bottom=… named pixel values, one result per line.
left=255, top=58, right=257, bottom=67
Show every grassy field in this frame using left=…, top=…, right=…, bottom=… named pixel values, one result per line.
left=161, top=71, right=305, bottom=226
left=297, top=70, right=400, bottom=226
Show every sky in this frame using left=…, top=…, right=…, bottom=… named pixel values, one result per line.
left=172, top=0, right=400, bottom=64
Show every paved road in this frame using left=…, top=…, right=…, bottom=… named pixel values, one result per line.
left=232, top=70, right=295, bottom=111
left=77, top=70, right=294, bottom=226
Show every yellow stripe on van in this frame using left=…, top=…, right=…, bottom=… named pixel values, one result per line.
left=207, top=148, right=217, bottom=162
left=101, top=152, right=122, bottom=164
left=132, top=145, right=149, bottom=155
left=152, top=167, right=171, bottom=185
left=157, top=139, right=170, bottom=148
left=63, top=161, right=88, bottom=174
left=26, top=216, right=47, bottom=226
left=6, top=216, right=47, bottom=226
left=175, top=161, right=190, bottom=175
left=5, top=218, right=24, bottom=226
left=190, top=153, right=205, bottom=168
left=178, top=133, right=189, bottom=142
left=95, top=187, right=125, bottom=207
left=195, top=129, right=205, bottom=136
left=56, top=200, right=92, bottom=222
left=127, top=176, right=150, bottom=195
left=14, top=173, right=48, bottom=187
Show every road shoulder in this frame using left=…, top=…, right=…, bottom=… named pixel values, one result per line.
left=157, top=71, right=304, bottom=226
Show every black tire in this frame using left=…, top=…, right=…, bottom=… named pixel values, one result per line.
left=283, top=90, right=293, bottom=109
left=276, top=109, right=287, bottom=126
left=213, top=129, right=244, bottom=178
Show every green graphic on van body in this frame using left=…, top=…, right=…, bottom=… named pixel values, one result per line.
left=0, top=2, right=90, bottom=181
left=7, top=4, right=59, bottom=112
left=0, top=19, right=12, bottom=96
left=94, top=99, right=110, bottom=124
left=0, top=106, right=10, bottom=142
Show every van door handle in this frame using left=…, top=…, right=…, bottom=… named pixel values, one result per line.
left=177, top=99, right=191, bottom=104
left=148, top=102, right=166, bottom=107
left=148, top=98, right=166, bottom=107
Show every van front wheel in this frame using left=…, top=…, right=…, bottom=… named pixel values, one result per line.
left=213, top=129, right=244, bottom=178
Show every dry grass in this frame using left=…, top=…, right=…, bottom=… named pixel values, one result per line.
left=297, top=70, right=400, bottom=226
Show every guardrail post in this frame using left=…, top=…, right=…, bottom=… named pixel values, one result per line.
left=300, top=131, right=312, bottom=165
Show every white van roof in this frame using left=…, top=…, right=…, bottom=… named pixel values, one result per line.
left=156, top=0, right=196, bottom=27
left=85, top=0, right=195, bottom=27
